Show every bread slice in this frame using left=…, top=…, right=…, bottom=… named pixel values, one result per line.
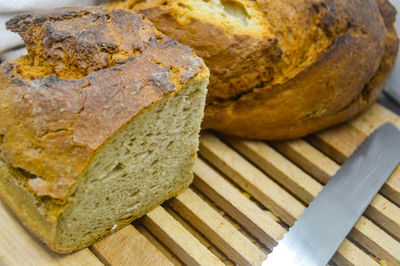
left=0, top=7, right=209, bottom=253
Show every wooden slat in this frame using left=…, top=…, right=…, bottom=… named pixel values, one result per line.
left=311, top=112, right=400, bottom=206
left=223, top=136, right=322, bottom=204
left=224, top=134, right=400, bottom=264
left=134, top=222, right=183, bottom=266
left=142, top=206, right=223, bottom=266
left=193, top=158, right=285, bottom=249
left=311, top=108, right=400, bottom=209
left=274, top=139, right=400, bottom=241
left=350, top=104, right=400, bottom=207
left=199, top=133, right=304, bottom=226
left=366, top=195, right=400, bottom=241
left=161, top=203, right=232, bottom=264
left=193, top=158, right=379, bottom=266
left=92, top=225, right=173, bottom=266
left=273, top=139, right=339, bottom=185
left=312, top=124, right=400, bottom=208
left=350, top=104, right=400, bottom=135
left=0, top=200, right=102, bottom=266
left=200, top=133, right=382, bottom=265
left=308, top=124, right=365, bottom=164
left=350, top=217, right=400, bottom=265
left=331, top=240, right=379, bottom=266
left=379, top=167, right=400, bottom=208
left=2, top=103, right=400, bottom=266
left=283, top=125, right=400, bottom=263
left=169, top=188, right=266, bottom=265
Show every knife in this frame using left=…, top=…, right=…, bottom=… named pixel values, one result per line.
left=263, top=123, right=400, bottom=266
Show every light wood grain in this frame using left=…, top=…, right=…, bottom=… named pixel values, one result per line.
left=300, top=120, right=400, bottom=264
left=223, top=136, right=322, bottom=204
left=92, top=225, right=173, bottom=266
left=273, top=138, right=400, bottom=242
left=350, top=104, right=400, bottom=206
left=239, top=133, right=400, bottom=264
left=312, top=120, right=400, bottom=208
left=193, top=158, right=285, bottom=248
left=0, top=200, right=102, bottom=266
left=2, top=103, right=400, bottom=266
left=199, top=133, right=304, bottom=226
left=331, top=240, right=379, bottom=266
left=169, top=188, right=266, bottom=265
left=134, top=223, right=183, bottom=266
left=366, top=195, right=400, bottom=241
left=350, top=104, right=400, bottom=135
left=193, top=157, right=378, bottom=266
left=380, top=166, right=400, bottom=208
left=162, top=203, right=233, bottom=265
left=273, top=139, right=339, bottom=184
left=308, top=124, right=365, bottom=164
left=350, top=217, right=400, bottom=265
left=142, top=206, right=223, bottom=266
left=200, top=133, right=380, bottom=266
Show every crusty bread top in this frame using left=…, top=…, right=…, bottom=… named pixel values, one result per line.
left=200, top=0, right=398, bottom=139
left=123, top=0, right=272, bottom=38
left=107, top=0, right=280, bottom=103
left=109, top=0, right=391, bottom=104
left=109, top=0, right=398, bottom=140
left=0, top=7, right=207, bottom=201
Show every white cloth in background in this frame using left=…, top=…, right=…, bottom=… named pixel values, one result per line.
left=0, top=0, right=106, bottom=55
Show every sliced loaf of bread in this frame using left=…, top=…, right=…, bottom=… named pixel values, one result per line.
left=0, top=7, right=209, bottom=253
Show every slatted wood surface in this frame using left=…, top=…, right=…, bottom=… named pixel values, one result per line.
left=1, top=103, right=400, bottom=266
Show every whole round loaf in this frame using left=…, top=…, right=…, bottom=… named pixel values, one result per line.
left=107, top=0, right=399, bottom=139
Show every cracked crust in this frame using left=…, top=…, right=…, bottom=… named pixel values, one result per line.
left=108, top=0, right=399, bottom=139
left=106, top=0, right=281, bottom=103
left=0, top=7, right=206, bottom=201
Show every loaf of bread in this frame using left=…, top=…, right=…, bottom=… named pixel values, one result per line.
left=0, top=7, right=209, bottom=253
left=107, top=0, right=399, bottom=140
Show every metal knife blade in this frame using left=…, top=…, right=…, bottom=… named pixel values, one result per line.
left=263, top=123, right=400, bottom=266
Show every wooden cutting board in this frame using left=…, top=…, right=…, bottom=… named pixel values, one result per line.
left=1, top=103, right=400, bottom=266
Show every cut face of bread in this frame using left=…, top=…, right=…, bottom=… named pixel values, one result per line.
left=0, top=7, right=209, bottom=253
left=55, top=72, right=206, bottom=252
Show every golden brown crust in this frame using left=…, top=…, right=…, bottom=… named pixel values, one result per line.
left=0, top=7, right=205, bottom=200
left=108, top=0, right=281, bottom=103
left=0, top=159, right=58, bottom=250
left=110, top=0, right=399, bottom=140
left=202, top=0, right=397, bottom=140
